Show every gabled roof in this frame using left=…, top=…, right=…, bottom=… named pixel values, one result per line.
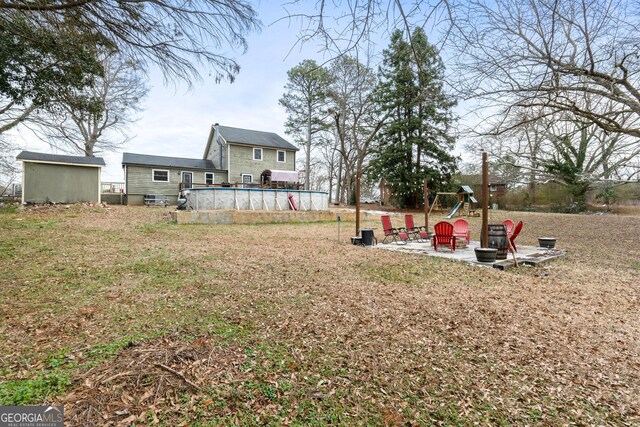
left=17, top=150, right=105, bottom=166
left=122, top=152, right=216, bottom=170
left=488, top=174, right=507, bottom=185
left=457, top=185, right=474, bottom=194
left=204, top=124, right=298, bottom=158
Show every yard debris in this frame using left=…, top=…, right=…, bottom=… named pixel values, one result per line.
left=58, top=333, right=251, bottom=425
left=1, top=206, right=639, bottom=425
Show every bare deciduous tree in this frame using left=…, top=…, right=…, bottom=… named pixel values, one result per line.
left=0, top=135, right=19, bottom=194
left=450, top=0, right=640, bottom=137
left=27, top=52, right=147, bottom=157
left=328, top=56, right=388, bottom=232
left=280, top=1, right=450, bottom=57
left=316, top=130, right=341, bottom=202
left=477, top=106, right=640, bottom=209
left=0, top=0, right=261, bottom=84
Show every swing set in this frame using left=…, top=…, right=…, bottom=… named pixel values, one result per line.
left=429, top=186, right=479, bottom=218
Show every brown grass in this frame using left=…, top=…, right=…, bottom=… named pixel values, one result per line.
left=1, top=205, right=639, bottom=426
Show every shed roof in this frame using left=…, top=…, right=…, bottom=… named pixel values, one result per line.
left=16, top=151, right=105, bottom=166
left=122, top=153, right=217, bottom=170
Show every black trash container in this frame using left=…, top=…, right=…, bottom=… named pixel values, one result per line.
left=361, top=228, right=375, bottom=246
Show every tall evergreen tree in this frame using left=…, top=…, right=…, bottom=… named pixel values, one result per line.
left=368, top=28, right=457, bottom=208
left=279, top=60, right=333, bottom=190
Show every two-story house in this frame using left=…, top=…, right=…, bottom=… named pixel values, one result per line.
left=122, top=124, right=299, bottom=205
left=203, top=124, right=298, bottom=185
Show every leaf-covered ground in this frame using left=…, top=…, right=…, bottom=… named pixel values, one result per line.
left=0, top=204, right=639, bottom=426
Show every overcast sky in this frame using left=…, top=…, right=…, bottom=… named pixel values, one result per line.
left=12, top=1, right=462, bottom=181
left=11, top=3, right=330, bottom=180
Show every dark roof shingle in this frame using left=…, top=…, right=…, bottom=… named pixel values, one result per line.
left=218, top=125, right=298, bottom=151
left=16, top=151, right=105, bottom=166
left=122, top=152, right=215, bottom=170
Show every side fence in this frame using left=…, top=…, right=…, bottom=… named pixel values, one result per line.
left=101, top=182, right=125, bottom=205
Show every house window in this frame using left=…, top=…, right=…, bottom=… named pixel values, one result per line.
left=277, top=150, right=286, bottom=163
left=152, top=169, right=169, bottom=182
left=205, top=172, right=214, bottom=185
left=241, top=174, right=253, bottom=184
left=253, top=148, right=263, bottom=161
left=490, top=185, right=498, bottom=192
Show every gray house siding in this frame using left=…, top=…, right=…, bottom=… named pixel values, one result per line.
left=125, top=165, right=226, bottom=205
left=23, top=163, right=100, bottom=204
left=205, top=137, right=227, bottom=170
left=227, top=144, right=296, bottom=183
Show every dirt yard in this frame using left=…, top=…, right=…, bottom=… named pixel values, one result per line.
left=0, top=205, right=639, bottom=426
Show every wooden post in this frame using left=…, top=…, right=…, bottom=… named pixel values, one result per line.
left=481, top=151, right=489, bottom=248
left=423, top=177, right=429, bottom=230
left=355, top=174, right=361, bottom=235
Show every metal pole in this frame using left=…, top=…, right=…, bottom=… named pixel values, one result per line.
left=423, top=177, right=429, bottom=230
left=482, top=151, right=489, bottom=248
left=337, top=215, right=341, bottom=243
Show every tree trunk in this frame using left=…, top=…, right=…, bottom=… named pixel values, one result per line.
left=355, top=171, right=361, bottom=235
left=305, top=104, right=312, bottom=190
left=336, top=157, right=343, bottom=203
left=328, top=169, right=334, bottom=203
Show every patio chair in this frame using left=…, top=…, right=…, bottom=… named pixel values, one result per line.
left=508, top=220, right=523, bottom=252
left=381, top=215, right=409, bottom=244
left=432, top=221, right=456, bottom=252
left=453, top=218, right=471, bottom=244
left=404, top=214, right=429, bottom=242
left=502, top=219, right=515, bottom=236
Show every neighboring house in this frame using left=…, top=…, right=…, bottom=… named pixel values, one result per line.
left=16, top=151, right=105, bottom=204
left=122, top=124, right=299, bottom=205
left=488, top=175, right=508, bottom=198
left=203, top=124, right=298, bottom=185
left=122, top=153, right=226, bottom=205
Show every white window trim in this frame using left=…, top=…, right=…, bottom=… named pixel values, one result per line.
left=205, top=172, right=214, bottom=185
left=241, top=173, right=253, bottom=183
left=276, top=150, right=286, bottom=163
left=152, top=169, right=170, bottom=182
left=253, top=147, right=263, bottom=161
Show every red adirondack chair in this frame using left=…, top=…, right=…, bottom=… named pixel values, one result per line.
left=381, top=215, right=409, bottom=244
left=404, top=214, right=429, bottom=242
left=502, top=219, right=515, bottom=236
left=432, top=221, right=456, bottom=252
left=453, top=218, right=471, bottom=244
left=508, top=220, right=523, bottom=252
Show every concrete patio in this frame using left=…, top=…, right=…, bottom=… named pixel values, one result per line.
left=373, top=239, right=565, bottom=270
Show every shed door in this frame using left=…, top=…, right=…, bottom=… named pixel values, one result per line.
left=182, top=172, right=193, bottom=189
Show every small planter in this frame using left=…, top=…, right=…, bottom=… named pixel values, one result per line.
left=538, top=237, right=557, bottom=248
left=351, top=236, right=363, bottom=246
left=475, top=247, right=498, bottom=263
